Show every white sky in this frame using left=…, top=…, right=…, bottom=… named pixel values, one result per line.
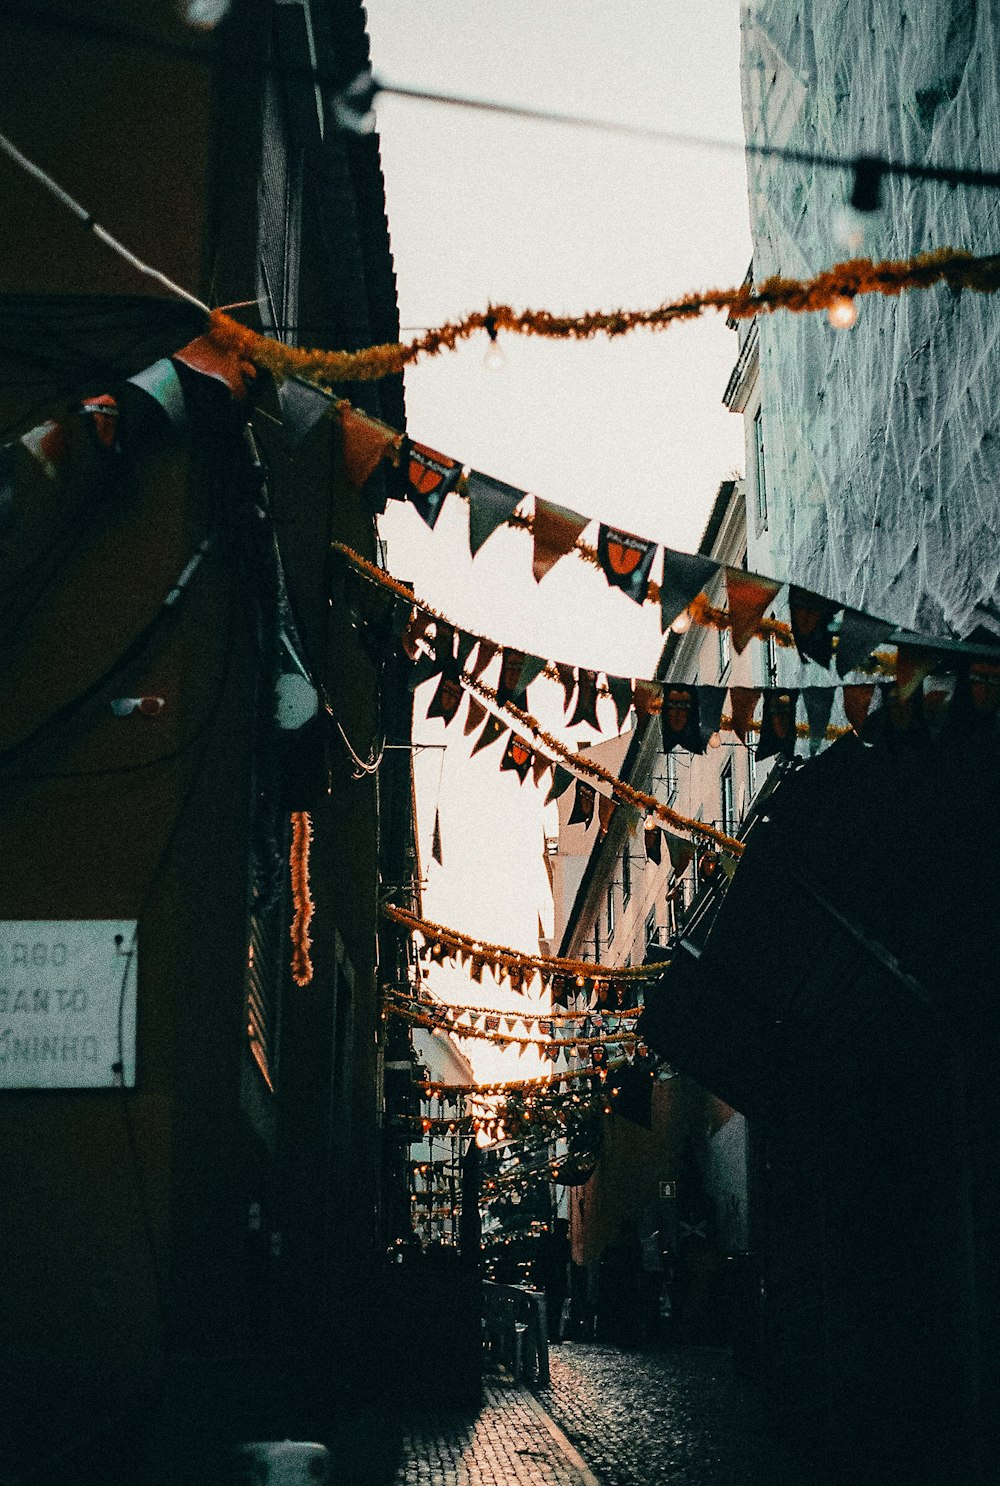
left=365, top=1, right=752, bottom=1079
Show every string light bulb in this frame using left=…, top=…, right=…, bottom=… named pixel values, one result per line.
left=828, top=295, right=858, bottom=329
left=670, top=609, right=692, bottom=635
left=708, top=731, right=722, bottom=749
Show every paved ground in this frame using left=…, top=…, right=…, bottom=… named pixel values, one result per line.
left=371, top=1341, right=805, bottom=1486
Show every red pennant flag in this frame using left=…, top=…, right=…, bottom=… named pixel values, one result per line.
left=597, top=793, right=617, bottom=837
left=725, top=569, right=782, bottom=653
left=842, top=683, right=876, bottom=734
left=632, top=679, right=663, bottom=717
left=728, top=687, right=761, bottom=742
left=532, top=498, right=589, bottom=581
left=174, top=333, right=255, bottom=399
left=895, top=645, right=936, bottom=704
left=338, top=405, right=397, bottom=489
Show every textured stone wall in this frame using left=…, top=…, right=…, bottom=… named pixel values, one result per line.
left=741, top=0, right=1000, bottom=639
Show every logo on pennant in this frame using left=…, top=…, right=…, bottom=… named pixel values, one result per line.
left=406, top=440, right=462, bottom=528
left=598, top=525, right=657, bottom=604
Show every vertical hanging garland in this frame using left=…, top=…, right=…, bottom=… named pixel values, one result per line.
left=290, top=810, right=315, bottom=987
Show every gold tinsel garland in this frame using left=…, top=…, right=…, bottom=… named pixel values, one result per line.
left=389, top=998, right=637, bottom=1050
left=384, top=902, right=664, bottom=980
left=207, top=248, right=1000, bottom=384
left=289, top=810, right=315, bottom=987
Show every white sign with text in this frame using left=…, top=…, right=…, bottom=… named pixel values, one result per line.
left=0, top=921, right=137, bottom=1089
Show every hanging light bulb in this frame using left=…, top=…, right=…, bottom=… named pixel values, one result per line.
left=708, top=731, right=722, bottom=749
left=828, top=295, right=858, bottom=330
left=831, top=207, right=866, bottom=253
left=483, top=339, right=506, bottom=372
left=670, top=609, right=692, bottom=635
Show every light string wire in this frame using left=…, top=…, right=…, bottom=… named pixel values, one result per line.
left=388, top=998, right=637, bottom=1050
left=384, top=901, right=663, bottom=980
left=395, top=990, right=645, bottom=1023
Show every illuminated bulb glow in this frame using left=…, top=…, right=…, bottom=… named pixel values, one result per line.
left=828, top=295, right=858, bottom=329
left=670, top=610, right=692, bottom=635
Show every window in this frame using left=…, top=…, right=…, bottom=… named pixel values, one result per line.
left=622, top=848, right=632, bottom=906
left=592, top=921, right=601, bottom=961
left=747, top=741, right=757, bottom=795
left=718, top=624, right=731, bottom=678
left=645, top=907, right=657, bottom=949
left=721, top=761, right=736, bottom=838
left=754, top=407, right=768, bottom=527
left=666, top=752, right=679, bottom=804
left=765, top=633, right=779, bottom=687
left=606, top=883, right=615, bottom=943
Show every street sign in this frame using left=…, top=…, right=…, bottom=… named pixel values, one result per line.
left=0, top=921, right=137, bottom=1089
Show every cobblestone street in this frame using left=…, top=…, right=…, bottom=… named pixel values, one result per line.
left=370, top=1341, right=806, bottom=1486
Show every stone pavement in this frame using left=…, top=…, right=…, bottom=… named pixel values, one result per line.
left=373, top=1341, right=807, bottom=1486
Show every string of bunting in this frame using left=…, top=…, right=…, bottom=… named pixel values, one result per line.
left=384, top=902, right=663, bottom=981
left=206, top=248, right=1000, bottom=383
left=387, top=997, right=639, bottom=1056
left=386, top=988, right=639, bottom=1039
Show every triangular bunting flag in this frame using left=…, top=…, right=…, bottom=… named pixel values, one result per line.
left=466, top=470, right=525, bottom=555
left=455, top=630, right=477, bottom=670
left=661, top=684, right=703, bottom=753
left=470, top=713, right=508, bottom=756
left=463, top=694, right=488, bottom=736
left=607, top=675, right=633, bottom=730
left=801, top=686, right=835, bottom=754
left=401, top=608, right=433, bottom=661
left=338, top=405, right=397, bottom=489
left=21, top=419, right=68, bottom=480
left=895, top=645, right=937, bottom=704
left=835, top=608, right=895, bottom=677
left=632, top=679, right=663, bottom=717
left=597, top=793, right=617, bottom=837
left=532, top=752, right=554, bottom=788
left=277, top=376, right=330, bottom=450
left=406, top=440, right=463, bottom=528
left=842, top=683, right=876, bottom=734
left=500, top=733, right=534, bottom=782
left=598, top=524, right=657, bottom=603
left=431, top=809, right=443, bottom=865
left=789, top=586, right=839, bottom=668
left=469, top=638, right=499, bottom=680
left=728, top=686, right=761, bottom=743
left=517, top=653, right=548, bottom=693
left=725, top=568, right=782, bottom=653
left=644, top=821, right=662, bottom=864
left=498, top=648, right=526, bottom=702
left=546, top=765, right=574, bottom=803
left=174, top=333, right=255, bottom=400
left=532, top=497, right=589, bottom=581
left=665, top=832, right=695, bottom=876
left=555, top=662, right=577, bottom=712
left=757, top=689, right=800, bottom=761
left=697, top=685, right=726, bottom=747
left=569, top=669, right=600, bottom=728
left=660, top=548, right=719, bottom=630
left=426, top=672, right=464, bottom=726
left=568, top=780, right=596, bottom=828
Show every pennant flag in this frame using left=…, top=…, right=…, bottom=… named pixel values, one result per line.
left=660, top=548, right=719, bottom=630
left=466, top=469, right=525, bottom=555
left=661, top=685, right=703, bottom=753
left=485, top=1014, right=500, bottom=1033
left=532, top=497, right=589, bottom=581
left=842, top=683, right=876, bottom=734
left=801, top=686, right=835, bottom=754
left=532, top=752, right=554, bottom=788
left=21, top=419, right=68, bottom=480
left=757, top=689, right=800, bottom=760
left=725, top=568, right=782, bottom=653
left=895, top=645, right=936, bottom=704
left=407, top=653, right=440, bottom=692
left=517, top=653, right=548, bottom=693
left=455, top=630, right=477, bottom=670
left=665, top=832, right=695, bottom=876
left=546, top=765, right=574, bottom=803
left=401, top=608, right=433, bottom=661
left=644, top=821, right=662, bottom=864
left=426, top=672, right=464, bottom=725
left=77, top=392, right=119, bottom=452
left=173, top=333, right=255, bottom=399
left=463, top=694, right=488, bottom=736
left=406, top=439, right=463, bottom=528
left=339, top=405, right=397, bottom=488
left=432, top=621, right=456, bottom=669
left=470, top=713, right=508, bottom=756
left=953, top=658, right=1000, bottom=729
left=555, top=662, right=577, bottom=712
left=125, top=357, right=187, bottom=434
left=886, top=677, right=924, bottom=734
left=500, top=733, right=534, bottom=782
left=789, top=586, right=839, bottom=668
left=835, top=607, right=895, bottom=677
left=632, top=679, right=663, bottom=717
left=597, top=524, right=657, bottom=603
left=697, top=685, right=726, bottom=747
left=432, top=809, right=443, bottom=865
left=569, top=669, right=600, bottom=728
left=607, top=675, right=633, bottom=730
left=539, top=1021, right=553, bottom=1038
left=469, top=638, right=499, bottom=680
left=568, top=779, right=596, bottom=827
left=597, top=792, right=617, bottom=837
left=277, top=376, right=330, bottom=450
left=498, top=647, right=527, bottom=702
left=728, top=686, right=761, bottom=743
